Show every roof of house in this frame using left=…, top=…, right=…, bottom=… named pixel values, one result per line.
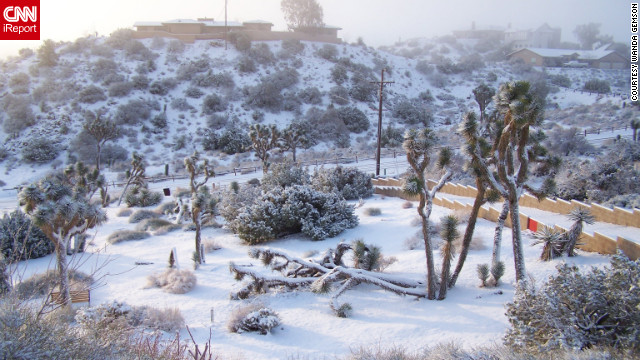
left=509, top=45, right=619, bottom=61
left=243, top=20, right=274, bottom=25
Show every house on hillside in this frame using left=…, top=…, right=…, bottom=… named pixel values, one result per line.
left=133, top=18, right=341, bottom=44
left=507, top=45, right=627, bottom=69
left=452, top=22, right=504, bottom=41
left=505, top=23, right=561, bottom=50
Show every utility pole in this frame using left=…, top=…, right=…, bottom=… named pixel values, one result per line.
left=371, top=69, right=394, bottom=177
left=224, top=0, right=228, bottom=50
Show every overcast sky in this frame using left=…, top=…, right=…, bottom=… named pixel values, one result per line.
left=0, top=0, right=629, bottom=59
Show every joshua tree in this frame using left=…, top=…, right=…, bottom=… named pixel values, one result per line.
left=184, top=152, right=214, bottom=266
left=279, top=125, right=307, bottom=162
left=438, top=215, right=458, bottom=300
left=532, top=227, right=564, bottom=261
left=472, top=84, right=495, bottom=122
left=117, top=152, right=146, bottom=206
left=19, top=166, right=106, bottom=306
left=83, top=114, right=119, bottom=171
left=249, top=124, right=280, bottom=173
left=563, top=207, right=596, bottom=256
left=631, top=118, right=640, bottom=142
left=402, top=128, right=452, bottom=299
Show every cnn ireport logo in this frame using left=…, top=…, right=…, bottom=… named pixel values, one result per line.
left=1, top=0, right=40, bottom=40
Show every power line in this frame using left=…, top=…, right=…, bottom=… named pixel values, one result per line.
left=371, top=69, right=394, bottom=177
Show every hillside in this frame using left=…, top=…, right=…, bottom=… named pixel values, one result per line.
left=0, top=31, right=634, bottom=191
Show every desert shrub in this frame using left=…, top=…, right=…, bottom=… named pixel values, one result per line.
left=364, top=207, right=382, bottom=216
left=22, top=137, right=60, bottom=163
left=237, top=56, right=257, bottom=73
left=353, top=239, right=382, bottom=271
left=0, top=209, right=54, bottom=261
left=90, top=58, right=119, bottom=83
left=78, top=85, right=107, bottom=104
left=428, top=72, right=449, bottom=88
left=201, top=93, right=227, bottom=114
left=117, top=208, right=133, bottom=217
left=249, top=43, right=275, bottom=65
left=124, top=40, right=154, bottom=61
left=128, top=209, right=160, bottom=223
left=505, top=254, right=640, bottom=353
left=75, top=300, right=132, bottom=331
left=350, top=74, right=377, bottom=102
left=106, top=230, right=150, bottom=244
left=231, top=32, right=251, bottom=51
left=245, top=82, right=284, bottom=111
left=9, top=72, right=30, bottom=94
left=227, top=304, right=280, bottom=335
left=2, top=95, right=35, bottom=133
left=331, top=64, right=349, bottom=85
left=217, top=125, right=251, bottom=154
left=108, top=81, right=133, bottom=97
left=131, top=74, right=150, bottom=90
left=316, top=44, right=338, bottom=61
left=603, top=193, right=640, bottom=210
left=114, top=99, right=156, bottom=125
left=280, top=39, right=305, bottom=58
left=329, top=85, right=350, bottom=105
left=184, top=86, right=204, bottom=99
left=171, top=98, right=194, bottom=112
left=549, top=74, right=571, bottom=88
left=150, top=112, right=167, bottom=130
left=337, top=106, right=369, bottom=133
left=261, top=160, right=309, bottom=190
left=583, top=79, right=610, bottom=94
left=149, top=78, right=178, bottom=96
left=404, top=234, right=423, bottom=250
left=146, top=268, right=196, bottom=294
left=402, top=201, right=414, bottom=209
left=229, top=185, right=358, bottom=244
left=167, top=39, right=185, bottom=54
left=305, top=107, right=348, bottom=141
left=207, top=113, right=229, bottom=129
left=298, top=86, right=323, bottom=105
left=392, top=97, right=431, bottom=126
left=203, top=239, right=221, bottom=253
left=176, top=58, right=209, bottom=81
left=135, top=59, right=156, bottom=75
left=135, top=218, right=172, bottom=232
left=125, top=187, right=163, bottom=208
left=138, top=306, right=185, bottom=332
left=416, top=60, right=434, bottom=75
left=219, top=183, right=262, bottom=222
left=14, top=269, right=93, bottom=299
left=311, top=166, right=373, bottom=200
left=545, top=127, right=595, bottom=156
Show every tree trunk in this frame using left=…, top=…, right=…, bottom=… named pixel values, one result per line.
left=491, top=200, right=509, bottom=269
left=117, top=177, right=134, bottom=206
left=438, top=245, right=452, bottom=300
left=418, top=193, right=437, bottom=300
left=96, top=143, right=102, bottom=171
left=193, top=210, right=203, bottom=265
left=449, top=181, right=485, bottom=288
left=292, top=146, right=297, bottom=162
left=55, top=240, right=71, bottom=307
left=508, top=197, right=526, bottom=282
left=565, top=222, right=583, bottom=257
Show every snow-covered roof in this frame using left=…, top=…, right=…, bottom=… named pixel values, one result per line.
left=510, top=45, right=616, bottom=61
left=202, top=20, right=243, bottom=27
left=163, top=19, right=201, bottom=24
left=133, top=21, right=163, bottom=27
left=243, top=20, right=273, bottom=25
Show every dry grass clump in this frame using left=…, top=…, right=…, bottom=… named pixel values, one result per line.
left=152, top=224, right=183, bottom=236
left=139, top=306, right=185, bottom=332
left=402, top=201, right=414, bottom=209
left=135, top=218, right=173, bottom=231
left=453, top=235, right=486, bottom=252
left=451, top=208, right=472, bottom=224
left=107, top=230, right=150, bottom=244
left=117, top=208, right=133, bottom=217
left=146, top=268, right=196, bottom=294
left=364, top=207, right=382, bottom=216
left=203, top=239, right=221, bottom=253
left=128, top=209, right=160, bottom=224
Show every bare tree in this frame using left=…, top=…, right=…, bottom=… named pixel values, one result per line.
left=281, top=0, right=324, bottom=30
left=184, top=152, right=214, bottom=266
left=573, top=22, right=601, bottom=50
left=402, top=128, right=452, bottom=299
left=19, top=166, right=106, bottom=306
left=250, top=124, right=280, bottom=173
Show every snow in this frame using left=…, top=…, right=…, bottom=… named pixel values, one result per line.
left=10, top=189, right=615, bottom=359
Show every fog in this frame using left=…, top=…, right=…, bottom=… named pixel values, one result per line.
left=0, top=0, right=628, bottom=59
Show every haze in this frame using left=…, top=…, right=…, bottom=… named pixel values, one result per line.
left=0, top=0, right=628, bottom=59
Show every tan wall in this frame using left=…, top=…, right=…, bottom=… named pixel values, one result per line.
left=133, top=29, right=341, bottom=44
left=372, top=179, right=640, bottom=229
left=373, top=182, right=640, bottom=260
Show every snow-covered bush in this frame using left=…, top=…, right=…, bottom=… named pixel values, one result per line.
left=146, top=268, right=197, bottom=294
left=217, top=125, right=251, bottom=154
left=248, top=43, right=275, bottom=65
left=137, top=306, right=185, bottom=332
left=280, top=39, right=305, bottom=58
left=0, top=209, right=54, bottom=261
left=108, top=81, right=133, bottom=97
left=337, top=106, right=369, bottom=133
left=149, top=78, right=178, bottom=96
left=128, top=209, right=160, bottom=223
left=298, top=86, right=323, bottom=105
left=349, top=73, right=377, bottom=102
left=219, top=182, right=262, bottom=222
left=316, top=44, right=337, bottom=61
left=311, top=166, right=373, bottom=200
left=131, top=74, right=150, bottom=90
left=90, top=58, right=119, bottom=83
left=228, top=304, right=280, bottom=335
left=171, top=97, right=193, bottom=112
left=14, top=269, right=93, bottom=299
left=363, top=207, right=382, bottom=216
left=114, top=99, right=156, bottom=125
left=125, top=186, right=163, bottom=208
left=583, top=79, right=610, bottom=94
left=176, top=58, right=209, bottom=81
left=107, top=230, right=150, bottom=244
left=167, top=39, right=185, bottom=54
left=22, top=137, right=60, bottom=163
left=545, top=126, right=595, bottom=157
left=135, top=218, right=173, bottom=232
left=504, top=254, right=640, bottom=353
left=229, top=185, right=358, bottom=244
left=261, top=161, right=309, bottom=190
left=75, top=300, right=132, bottom=331
left=184, top=86, right=204, bottom=99
left=329, top=85, right=350, bottom=105
left=237, top=55, right=257, bottom=73
left=201, top=93, right=227, bottom=114
left=9, top=72, right=30, bottom=94
left=353, top=239, right=382, bottom=271
left=392, top=97, right=432, bottom=126
left=2, top=95, right=35, bottom=133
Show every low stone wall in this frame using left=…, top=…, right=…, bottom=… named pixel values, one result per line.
left=373, top=184, right=640, bottom=260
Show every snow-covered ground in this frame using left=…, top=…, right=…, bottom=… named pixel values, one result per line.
left=10, top=192, right=612, bottom=359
